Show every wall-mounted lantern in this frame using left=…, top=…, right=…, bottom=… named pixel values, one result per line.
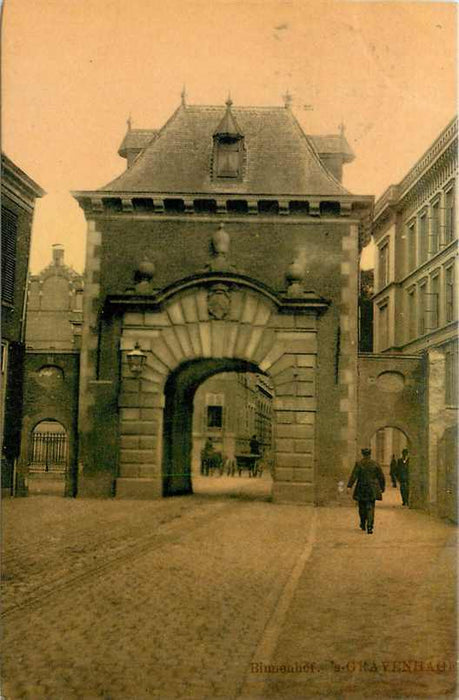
left=127, top=341, right=147, bottom=376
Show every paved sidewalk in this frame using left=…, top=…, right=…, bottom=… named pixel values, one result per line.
left=1, top=484, right=457, bottom=699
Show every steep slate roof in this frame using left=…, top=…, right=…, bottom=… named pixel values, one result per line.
left=309, top=134, right=354, bottom=162
left=103, top=104, right=349, bottom=196
left=118, top=129, right=158, bottom=157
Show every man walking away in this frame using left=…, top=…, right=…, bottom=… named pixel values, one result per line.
left=347, top=448, right=385, bottom=535
left=397, top=448, right=410, bottom=506
left=390, top=454, right=398, bottom=487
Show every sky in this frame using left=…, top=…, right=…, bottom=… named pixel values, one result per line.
left=2, top=0, right=457, bottom=273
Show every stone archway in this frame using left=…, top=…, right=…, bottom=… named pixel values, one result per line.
left=162, top=358, right=263, bottom=495
left=117, top=275, right=327, bottom=503
left=370, top=425, right=410, bottom=467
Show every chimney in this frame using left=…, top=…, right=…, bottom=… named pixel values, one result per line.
left=52, top=244, right=64, bottom=266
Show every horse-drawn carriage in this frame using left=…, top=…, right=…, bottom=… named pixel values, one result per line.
left=200, top=450, right=224, bottom=476
left=225, top=453, right=263, bottom=478
left=200, top=449, right=263, bottom=478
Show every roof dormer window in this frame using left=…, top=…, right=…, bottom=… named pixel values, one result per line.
left=216, top=137, right=242, bottom=178
left=213, top=97, right=244, bottom=181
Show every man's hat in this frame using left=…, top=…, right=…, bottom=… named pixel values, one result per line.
left=361, top=448, right=371, bottom=456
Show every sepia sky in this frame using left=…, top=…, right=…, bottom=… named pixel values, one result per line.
left=2, top=0, right=457, bottom=273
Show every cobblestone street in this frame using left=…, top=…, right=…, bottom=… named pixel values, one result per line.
left=2, top=477, right=456, bottom=699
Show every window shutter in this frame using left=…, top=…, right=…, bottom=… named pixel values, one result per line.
left=1, top=207, right=18, bottom=304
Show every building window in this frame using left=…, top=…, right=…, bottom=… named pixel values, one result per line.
left=37, top=365, right=64, bottom=382
left=418, top=281, right=427, bottom=336
left=430, top=199, right=440, bottom=255
left=378, top=241, right=389, bottom=289
left=378, top=302, right=389, bottom=350
left=445, top=265, right=455, bottom=323
left=74, top=290, right=83, bottom=312
left=445, top=186, right=456, bottom=244
left=1, top=207, right=18, bottom=305
left=419, top=212, right=428, bottom=264
left=206, top=392, right=224, bottom=429
left=430, top=274, right=440, bottom=330
left=445, top=342, right=458, bottom=406
left=407, top=288, right=416, bottom=341
left=216, top=138, right=242, bottom=178
left=207, top=405, right=223, bottom=428
left=407, top=221, right=416, bottom=272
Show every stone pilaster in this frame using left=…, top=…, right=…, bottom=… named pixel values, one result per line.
left=77, top=220, right=118, bottom=496
left=337, top=224, right=359, bottom=479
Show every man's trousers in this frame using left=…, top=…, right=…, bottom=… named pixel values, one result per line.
left=358, top=500, right=375, bottom=531
left=400, top=480, right=409, bottom=505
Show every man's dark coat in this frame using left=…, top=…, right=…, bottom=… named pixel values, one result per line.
left=396, top=456, right=410, bottom=483
left=348, top=457, right=386, bottom=501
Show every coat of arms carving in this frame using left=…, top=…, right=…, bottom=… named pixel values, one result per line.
left=207, top=284, right=231, bottom=320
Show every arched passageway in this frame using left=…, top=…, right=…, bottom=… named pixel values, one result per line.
left=370, top=426, right=409, bottom=472
left=163, top=359, right=272, bottom=496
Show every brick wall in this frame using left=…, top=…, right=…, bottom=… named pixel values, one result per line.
left=20, top=352, right=80, bottom=496
left=77, top=212, right=363, bottom=503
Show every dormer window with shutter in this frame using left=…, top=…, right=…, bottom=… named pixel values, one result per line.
left=216, top=137, right=242, bottom=178
left=212, top=97, right=244, bottom=181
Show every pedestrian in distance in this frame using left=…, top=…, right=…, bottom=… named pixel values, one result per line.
left=249, top=434, right=260, bottom=456
left=390, top=454, right=398, bottom=487
left=249, top=435, right=261, bottom=479
left=396, top=448, right=410, bottom=506
left=201, top=438, right=214, bottom=476
left=347, top=448, right=386, bottom=535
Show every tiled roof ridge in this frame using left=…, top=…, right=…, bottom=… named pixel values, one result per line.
left=309, top=132, right=346, bottom=141
left=286, top=110, right=349, bottom=194
left=186, top=104, right=286, bottom=111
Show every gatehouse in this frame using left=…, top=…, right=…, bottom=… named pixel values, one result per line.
left=72, top=97, right=375, bottom=503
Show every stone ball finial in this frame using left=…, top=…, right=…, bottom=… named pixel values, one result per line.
left=135, top=257, right=155, bottom=284
left=212, top=223, right=230, bottom=256
left=286, top=259, right=305, bottom=296
left=286, top=259, right=304, bottom=283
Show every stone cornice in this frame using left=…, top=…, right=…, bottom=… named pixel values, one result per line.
left=398, top=117, right=457, bottom=198
left=1, top=154, right=45, bottom=212
left=373, top=118, right=457, bottom=227
left=358, top=352, right=421, bottom=361
left=104, top=271, right=330, bottom=317
left=71, top=189, right=373, bottom=220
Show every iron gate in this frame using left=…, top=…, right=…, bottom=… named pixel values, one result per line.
left=29, top=431, right=68, bottom=473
